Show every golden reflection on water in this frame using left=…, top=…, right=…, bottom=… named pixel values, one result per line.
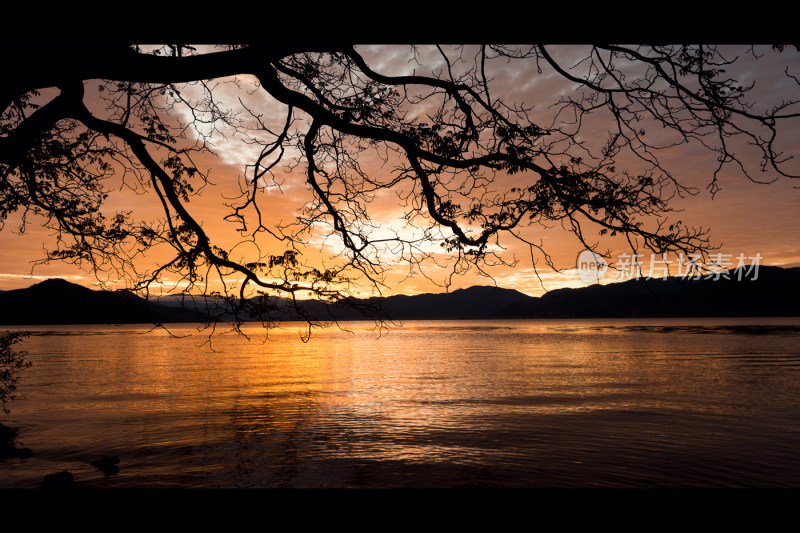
left=4, top=318, right=800, bottom=487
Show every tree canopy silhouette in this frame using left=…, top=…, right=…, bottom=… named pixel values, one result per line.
left=1, top=45, right=799, bottom=325
left=0, top=331, right=30, bottom=414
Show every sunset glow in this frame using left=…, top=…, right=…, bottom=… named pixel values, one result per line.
left=5, top=44, right=800, bottom=490
left=2, top=45, right=799, bottom=298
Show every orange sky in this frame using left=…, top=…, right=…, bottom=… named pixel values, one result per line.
left=2, top=45, right=799, bottom=298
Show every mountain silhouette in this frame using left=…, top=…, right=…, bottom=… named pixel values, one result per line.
left=0, top=266, right=797, bottom=325
left=495, top=265, right=800, bottom=318
left=0, top=278, right=205, bottom=325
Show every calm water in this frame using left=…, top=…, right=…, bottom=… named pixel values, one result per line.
left=2, top=318, right=800, bottom=488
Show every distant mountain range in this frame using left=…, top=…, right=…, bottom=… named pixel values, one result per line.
left=0, top=266, right=798, bottom=326
left=0, top=278, right=207, bottom=325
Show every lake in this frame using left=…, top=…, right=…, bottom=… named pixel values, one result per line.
left=2, top=317, right=800, bottom=488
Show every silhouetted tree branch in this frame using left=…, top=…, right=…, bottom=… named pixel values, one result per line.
left=1, top=44, right=798, bottom=328
left=0, top=331, right=30, bottom=414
